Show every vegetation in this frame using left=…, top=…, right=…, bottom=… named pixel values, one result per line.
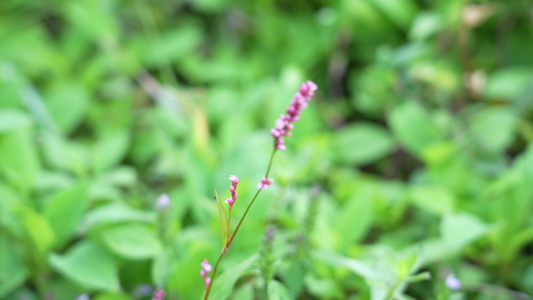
left=1, top=0, right=533, bottom=299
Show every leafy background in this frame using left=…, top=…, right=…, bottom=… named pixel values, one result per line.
left=1, top=0, right=533, bottom=299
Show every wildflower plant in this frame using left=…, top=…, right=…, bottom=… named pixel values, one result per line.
left=202, top=81, right=317, bottom=300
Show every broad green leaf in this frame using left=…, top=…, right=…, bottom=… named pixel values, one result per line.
left=485, top=68, right=533, bottom=101
left=409, top=186, right=455, bottom=215
left=304, top=276, right=345, bottom=299
left=93, top=131, right=130, bottom=173
left=44, top=183, right=89, bottom=247
left=142, top=27, right=203, bottom=66
left=332, top=123, right=395, bottom=165
left=65, top=1, right=118, bottom=40
left=441, top=213, right=491, bottom=251
left=209, top=254, right=257, bottom=300
left=100, top=224, right=162, bottom=259
left=215, top=189, right=228, bottom=248
left=49, top=240, right=119, bottom=291
left=152, top=249, right=174, bottom=287
left=232, top=283, right=254, bottom=300
left=469, top=107, right=517, bottom=153
left=336, top=187, right=374, bottom=246
left=313, top=251, right=382, bottom=280
left=0, top=235, right=29, bottom=298
left=17, top=207, right=55, bottom=255
left=46, top=83, right=89, bottom=135
left=409, top=12, right=442, bottom=40
left=0, top=110, right=32, bottom=133
left=81, top=202, right=156, bottom=232
left=268, top=280, right=292, bottom=300
left=389, top=101, right=444, bottom=156
left=371, top=0, right=418, bottom=29
left=0, top=129, right=40, bottom=191
left=0, top=183, right=24, bottom=237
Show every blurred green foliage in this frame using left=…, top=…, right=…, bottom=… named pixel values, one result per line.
left=1, top=0, right=533, bottom=299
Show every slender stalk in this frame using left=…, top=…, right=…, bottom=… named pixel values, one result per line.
left=226, top=210, right=232, bottom=244
left=203, top=148, right=277, bottom=300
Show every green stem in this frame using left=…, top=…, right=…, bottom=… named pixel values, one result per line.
left=203, top=148, right=277, bottom=300
left=385, top=279, right=400, bottom=300
left=226, top=210, right=232, bottom=244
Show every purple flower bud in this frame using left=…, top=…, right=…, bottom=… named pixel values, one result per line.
left=445, top=274, right=461, bottom=290
left=75, top=294, right=90, bottom=300
left=156, top=194, right=170, bottom=210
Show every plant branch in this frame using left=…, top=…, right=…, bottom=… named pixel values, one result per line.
left=203, top=148, right=277, bottom=300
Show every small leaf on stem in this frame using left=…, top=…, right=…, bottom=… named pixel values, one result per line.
left=214, top=189, right=228, bottom=248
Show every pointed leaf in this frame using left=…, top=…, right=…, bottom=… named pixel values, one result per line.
left=214, top=189, right=228, bottom=247
left=49, top=240, right=119, bottom=291
left=100, top=224, right=162, bottom=259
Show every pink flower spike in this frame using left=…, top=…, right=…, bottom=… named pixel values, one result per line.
left=270, top=81, right=317, bottom=151
left=257, top=177, right=274, bottom=190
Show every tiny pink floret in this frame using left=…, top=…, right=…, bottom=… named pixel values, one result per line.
left=229, top=175, right=239, bottom=186
left=257, top=177, right=274, bottom=190
left=271, top=81, right=317, bottom=151
left=200, top=259, right=213, bottom=289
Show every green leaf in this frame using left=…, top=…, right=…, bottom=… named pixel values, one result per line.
left=49, top=240, right=119, bottom=292
left=152, top=249, right=174, bottom=287
left=44, top=183, right=89, bottom=248
left=485, top=68, right=533, bottom=101
left=215, top=189, right=228, bottom=248
left=313, top=251, right=382, bottom=280
left=469, top=107, right=517, bottom=153
left=100, top=224, right=162, bottom=259
left=142, top=27, right=203, bottom=66
left=268, top=280, right=292, bottom=300
left=46, top=84, right=89, bottom=135
left=81, top=202, right=156, bottom=232
left=335, top=187, right=375, bottom=246
left=17, top=207, right=55, bottom=255
left=0, top=110, right=32, bottom=133
left=409, top=12, right=442, bottom=40
left=0, top=235, right=29, bottom=298
left=409, top=186, right=455, bottom=215
left=0, top=129, right=40, bottom=191
left=304, top=276, right=344, bottom=299
left=332, top=123, right=395, bottom=165
left=389, top=101, right=444, bottom=156
left=441, top=213, right=491, bottom=251
left=93, top=131, right=130, bottom=173
left=209, top=254, right=257, bottom=300
left=371, top=0, right=418, bottom=29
